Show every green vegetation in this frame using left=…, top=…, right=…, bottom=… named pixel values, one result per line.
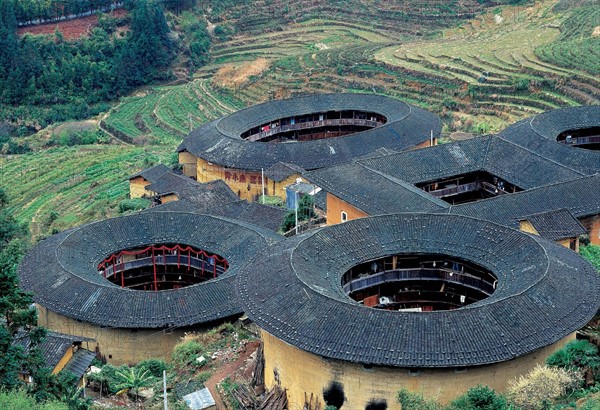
left=281, top=194, right=316, bottom=233
left=0, top=0, right=209, bottom=135
left=13, top=0, right=121, bottom=23
left=0, top=146, right=172, bottom=239
left=0, top=189, right=90, bottom=408
left=0, top=188, right=42, bottom=391
left=0, top=389, right=67, bottom=410
left=118, top=198, right=151, bottom=213
left=536, top=6, right=600, bottom=75
left=581, top=245, right=600, bottom=272
left=446, top=385, right=507, bottom=410
left=397, top=389, right=441, bottom=410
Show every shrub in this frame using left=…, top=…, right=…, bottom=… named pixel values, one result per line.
left=118, top=198, right=151, bottom=213
left=137, top=358, right=169, bottom=378
left=447, top=384, right=507, bottom=410
left=0, top=389, right=67, bottom=410
left=507, top=364, right=581, bottom=410
left=581, top=245, right=600, bottom=272
left=397, top=389, right=440, bottom=410
left=172, top=340, right=205, bottom=370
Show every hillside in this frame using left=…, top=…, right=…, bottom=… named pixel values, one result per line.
left=104, top=0, right=599, bottom=146
left=2, top=0, right=599, bottom=234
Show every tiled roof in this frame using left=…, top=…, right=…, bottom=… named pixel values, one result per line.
left=18, top=212, right=280, bottom=328
left=265, top=162, right=305, bottom=182
left=177, top=93, right=441, bottom=170
left=14, top=331, right=87, bottom=371
left=520, top=209, right=587, bottom=241
left=499, top=105, right=600, bottom=174
left=359, top=136, right=489, bottom=184
left=62, top=349, right=96, bottom=381
left=129, top=164, right=172, bottom=182
left=450, top=174, right=600, bottom=228
left=145, top=171, right=201, bottom=196
left=145, top=197, right=286, bottom=233
left=237, top=214, right=600, bottom=368
left=305, top=162, right=449, bottom=215
left=358, top=136, right=585, bottom=189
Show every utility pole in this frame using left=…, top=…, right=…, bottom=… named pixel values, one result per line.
left=261, top=168, right=265, bottom=204
left=163, top=370, right=168, bottom=410
left=295, top=190, right=299, bottom=235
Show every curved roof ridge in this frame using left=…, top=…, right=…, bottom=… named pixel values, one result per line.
left=238, top=213, right=600, bottom=368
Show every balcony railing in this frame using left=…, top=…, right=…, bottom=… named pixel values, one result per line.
left=342, top=268, right=496, bottom=295
left=101, top=255, right=226, bottom=279
left=246, top=118, right=384, bottom=142
left=560, top=135, right=600, bottom=146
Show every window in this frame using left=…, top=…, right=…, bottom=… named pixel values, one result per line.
left=341, top=211, right=348, bottom=222
left=408, top=369, right=421, bottom=377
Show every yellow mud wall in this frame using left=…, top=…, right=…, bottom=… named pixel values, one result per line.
left=52, top=346, right=74, bottom=374
left=129, top=177, right=151, bottom=199
left=580, top=215, right=600, bottom=245
left=519, top=220, right=539, bottom=235
left=411, top=137, right=437, bottom=150
left=326, top=193, right=369, bottom=225
left=262, top=330, right=574, bottom=409
left=160, top=194, right=179, bottom=204
left=557, top=238, right=579, bottom=252
left=179, top=151, right=197, bottom=178
left=196, top=157, right=267, bottom=201
left=37, top=306, right=186, bottom=365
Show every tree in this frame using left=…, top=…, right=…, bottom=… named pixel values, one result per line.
left=114, top=367, right=154, bottom=401
left=507, top=364, right=581, bottom=410
left=0, top=186, right=46, bottom=391
left=546, top=339, right=600, bottom=385
left=280, top=194, right=316, bottom=233
left=121, top=0, right=173, bottom=87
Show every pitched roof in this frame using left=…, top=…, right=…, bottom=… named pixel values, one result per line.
left=304, top=162, right=449, bottom=215
left=145, top=172, right=198, bottom=194
left=520, top=209, right=587, bottom=241
left=358, top=136, right=585, bottom=189
left=62, top=349, right=96, bottom=381
left=264, top=162, right=305, bottom=182
left=178, top=93, right=441, bottom=171
left=450, top=174, right=600, bottom=228
left=14, top=331, right=88, bottom=371
left=237, top=214, right=600, bottom=368
left=147, top=173, right=239, bottom=206
left=129, top=164, right=172, bottom=182
left=499, top=105, right=600, bottom=174
left=18, top=212, right=280, bottom=329
left=359, top=136, right=489, bottom=184
left=148, top=199, right=287, bottom=232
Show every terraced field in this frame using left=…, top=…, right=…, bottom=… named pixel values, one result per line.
left=104, top=0, right=598, bottom=144
left=12, top=0, right=597, bottom=235
left=101, top=80, right=244, bottom=147
left=375, top=1, right=599, bottom=124
left=0, top=145, right=173, bottom=238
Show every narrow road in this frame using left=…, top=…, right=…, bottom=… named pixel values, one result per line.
left=204, top=341, right=260, bottom=409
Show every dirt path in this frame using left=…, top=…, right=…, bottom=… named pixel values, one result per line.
left=205, top=340, right=260, bottom=409
left=198, top=80, right=236, bottom=113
